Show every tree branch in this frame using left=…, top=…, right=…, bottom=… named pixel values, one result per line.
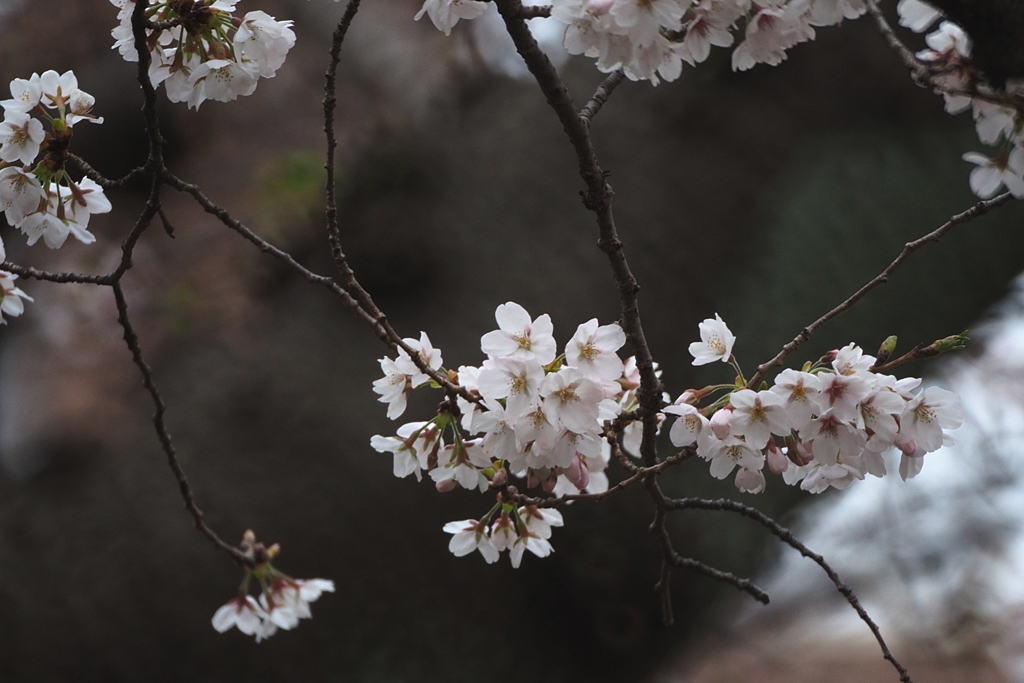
left=668, top=497, right=913, bottom=683
left=747, top=191, right=1015, bottom=387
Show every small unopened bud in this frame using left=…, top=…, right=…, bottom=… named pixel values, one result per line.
left=435, top=478, right=458, bottom=493
left=527, top=473, right=540, bottom=490
left=926, top=331, right=969, bottom=356
left=766, top=440, right=789, bottom=475
left=541, top=476, right=557, bottom=493
left=563, top=454, right=590, bottom=490
left=784, top=436, right=813, bottom=466
left=585, top=0, right=613, bottom=16
left=491, top=468, right=508, bottom=488
left=876, top=335, right=898, bottom=365
left=710, top=407, right=732, bottom=439
left=820, top=349, right=838, bottom=364
left=735, top=467, right=766, bottom=494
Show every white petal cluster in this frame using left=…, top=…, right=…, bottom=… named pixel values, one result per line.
left=212, top=576, right=334, bottom=642
left=110, top=1, right=295, bottom=110
left=443, top=506, right=563, bottom=568
left=414, top=0, right=866, bottom=84
left=371, top=302, right=639, bottom=567
left=0, top=70, right=112, bottom=324
left=670, top=319, right=964, bottom=495
left=893, top=2, right=1024, bottom=200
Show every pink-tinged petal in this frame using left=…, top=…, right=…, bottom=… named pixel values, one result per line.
left=494, top=301, right=531, bottom=332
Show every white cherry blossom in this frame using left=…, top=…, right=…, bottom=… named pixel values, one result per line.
left=688, top=313, right=736, bottom=365
left=481, top=302, right=557, bottom=364
left=0, top=111, right=45, bottom=165
left=415, top=0, right=490, bottom=36
left=211, top=596, right=266, bottom=636
left=899, top=386, right=962, bottom=452
left=565, top=318, right=626, bottom=380
left=444, top=520, right=500, bottom=563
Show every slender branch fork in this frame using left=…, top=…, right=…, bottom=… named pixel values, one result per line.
left=7, top=0, right=1013, bottom=674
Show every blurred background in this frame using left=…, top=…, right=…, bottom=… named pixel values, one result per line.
left=0, top=0, right=1023, bottom=681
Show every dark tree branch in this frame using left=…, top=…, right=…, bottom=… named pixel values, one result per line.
left=669, top=497, right=913, bottom=683
left=580, top=70, right=625, bottom=126
left=747, top=191, right=1015, bottom=388
left=112, top=282, right=253, bottom=567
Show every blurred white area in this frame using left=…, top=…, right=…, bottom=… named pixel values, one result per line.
left=705, top=272, right=1024, bottom=681
left=466, top=2, right=569, bottom=78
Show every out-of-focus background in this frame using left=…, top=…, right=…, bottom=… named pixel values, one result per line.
left=1, top=0, right=1023, bottom=681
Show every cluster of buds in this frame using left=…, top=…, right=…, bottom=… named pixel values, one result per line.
left=369, top=304, right=964, bottom=566
left=667, top=315, right=964, bottom=494
left=0, top=71, right=112, bottom=322
left=110, top=0, right=296, bottom=109
left=417, top=0, right=870, bottom=84
left=211, top=530, right=334, bottom=641
left=895, top=0, right=1024, bottom=200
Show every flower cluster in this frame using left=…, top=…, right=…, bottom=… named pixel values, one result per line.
left=416, top=0, right=867, bottom=84
left=0, top=71, right=111, bottom=322
left=371, top=302, right=651, bottom=565
left=110, top=0, right=296, bottom=109
left=667, top=315, right=964, bottom=494
left=211, top=531, right=334, bottom=642
left=895, top=0, right=1024, bottom=200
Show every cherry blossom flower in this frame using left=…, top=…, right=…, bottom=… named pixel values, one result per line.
left=0, top=272, right=32, bottom=323
left=665, top=401, right=707, bottom=447
left=0, top=167, right=44, bottom=227
left=187, top=60, right=259, bottom=110
left=704, top=434, right=764, bottom=479
left=688, top=313, right=736, bottom=365
left=66, top=90, right=104, bottom=126
left=443, top=520, right=500, bottom=563
left=481, top=302, right=557, bottom=364
left=415, top=0, right=489, bottom=36
left=770, top=368, right=822, bottom=430
left=477, top=357, right=545, bottom=420
left=541, top=368, right=604, bottom=433
left=1, top=75, right=42, bottom=114
left=370, top=421, right=439, bottom=480
left=234, top=11, right=297, bottom=78
left=0, top=111, right=44, bottom=165
left=565, top=318, right=626, bottom=380
left=372, top=356, right=413, bottom=419
left=211, top=596, right=266, bottom=636
left=963, top=149, right=1024, bottom=199
left=729, top=389, right=790, bottom=449
left=899, top=386, right=962, bottom=452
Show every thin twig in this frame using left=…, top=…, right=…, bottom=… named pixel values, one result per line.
left=112, top=282, right=253, bottom=567
left=668, top=497, right=913, bottom=683
left=580, top=70, right=625, bottom=126
left=671, top=554, right=770, bottom=604
left=319, top=0, right=477, bottom=401
left=68, top=154, right=148, bottom=189
left=747, top=191, right=1015, bottom=388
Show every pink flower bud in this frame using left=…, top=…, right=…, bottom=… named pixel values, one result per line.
left=787, top=438, right=813, bottom=466
left=491, top=469, right=508, bottom=488
left=710, top=407, right=732, bottom=439
left=435, top=478, right=458, bottom=493
left=766, top=440, right=789, bottom=474
left=563, top=454, right=590, bottom=490
left=542, top=475, right=557, bottom=493
left=585, top=0, right=613, bottom=16
left=735, top=467, right=766, bottom=494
